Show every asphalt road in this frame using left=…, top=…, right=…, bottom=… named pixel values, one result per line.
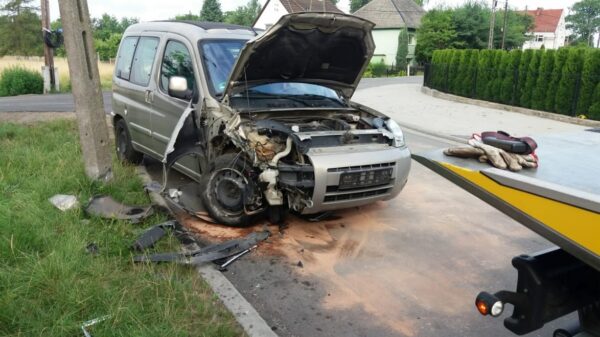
left=144, top=128, right=573, bottom=337
left=0, top=77, right=423, bottom=113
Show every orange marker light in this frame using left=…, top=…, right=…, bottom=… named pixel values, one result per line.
left=476, top=299, right=489, bottom=315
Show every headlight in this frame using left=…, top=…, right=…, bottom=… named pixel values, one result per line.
left=386, top=119, right=405, bottom=147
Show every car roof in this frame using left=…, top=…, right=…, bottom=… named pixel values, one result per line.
left=124, top=20, right=258, bottom=41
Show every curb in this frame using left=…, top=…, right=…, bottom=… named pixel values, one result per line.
left=135, top=166, right=279, bottom=337
left=421, top=86, right=600, bottom=128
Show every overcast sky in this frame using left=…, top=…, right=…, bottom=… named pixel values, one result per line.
left=49, top=0, right=577, bottom=22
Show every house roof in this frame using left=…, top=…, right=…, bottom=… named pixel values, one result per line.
left=352, top=0, right=425, bottom=29
left=521, top=8, right=564, bottom=33
left=279, top=0, right=344, bottom=13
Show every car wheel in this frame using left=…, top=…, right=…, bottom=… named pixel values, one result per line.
left=115, top=118, right=143, bottom=164
left=200, top=153, right=260, bottom=227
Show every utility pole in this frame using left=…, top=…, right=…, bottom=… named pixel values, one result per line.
left=501, top=0, right=509, bottom=50
left=58, top=0, right=113, bottom=181
left=40, top=0, right=55, bottom=93
left=487, top=0, right=497, bottom=49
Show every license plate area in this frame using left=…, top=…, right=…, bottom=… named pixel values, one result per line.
left=339, top=168, right=393, bottom=190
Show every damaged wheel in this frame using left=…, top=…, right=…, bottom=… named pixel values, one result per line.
left=201, top=154, right=260, bottom=227
left=115, top=118, right=143, bottom=164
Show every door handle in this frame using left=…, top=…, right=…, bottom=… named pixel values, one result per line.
left=144, top=90, right=154, bottom=104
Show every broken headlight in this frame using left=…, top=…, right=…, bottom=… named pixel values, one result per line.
left=386, top=119, right=405, bottom=147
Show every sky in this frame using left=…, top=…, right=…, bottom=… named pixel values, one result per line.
left=49, top=0, right=578, bottom=22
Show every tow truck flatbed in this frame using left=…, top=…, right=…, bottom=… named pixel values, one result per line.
left=412, top=129, right=600, bottom=336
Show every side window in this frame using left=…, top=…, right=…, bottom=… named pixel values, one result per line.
left=130, top=37, right=159, bottom=86
left=160, top=40, right=196, bottom=95
left=115, top=36, right=138, bottom=80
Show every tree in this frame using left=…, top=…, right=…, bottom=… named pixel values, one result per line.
left=475, top=49, right=493, bottom=99
left=555, top=48, right=585, bottom=115
left=500, top=49, right=520, bottom=104
left=545, top=48, right=569, bottom=112
left=514, top=49, right=532, bottom=106
left=200, top=0, right=223, bottom=22
left=492, top=51, right=510, bottom=102
left=396, top=28, right=409, bottom=71
left=351, top=0, right=371, bottom=13
left=224, top=0, right=261, bottom=26
left=173, top=12, right=201, bottom=21
left=520, top=50, right=541, bottom=108
left=588, top=82, right=600, bottom=120
left=576, top=49, right=600, bottom=114
left=531, top=50, right=555, bottom=110
left=415, top=9, right=458, bottom=63
left=0, top=0, right=42, bottom=56
left=566, top=0, right=600, bottom=46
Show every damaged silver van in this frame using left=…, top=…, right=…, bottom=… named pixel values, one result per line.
left=111, top=13, right=411, bottom=226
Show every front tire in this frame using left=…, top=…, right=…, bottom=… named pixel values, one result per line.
left=114, top=118, right=143, bottom=164
left=200, top=154, right=260, bottom=227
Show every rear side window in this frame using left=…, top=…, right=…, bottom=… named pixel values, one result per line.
left=130, top=37, right=159, bottom=86
left=160, top=40, right=196, bottom=94
left=115, top=37, right=138, bottom=80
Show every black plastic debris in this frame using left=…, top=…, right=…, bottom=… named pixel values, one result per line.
left=133, top=230, right=270, bottom=266
left=84, top=196, right=153, bottom=222
left=130, top=220, right=177, bottom=252
left=86, top=243, right=99, bottom=255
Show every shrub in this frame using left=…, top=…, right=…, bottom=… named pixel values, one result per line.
left=447, top=50, right=462, bottom=94
left=455, top=50, right=471, bottom=96
left=465, top=49, right=479, bottom=97
left=520, top=50, right=541, bottom=108
left=475, top=50, right=494, bottom=99
left=545, top=48, right=569, bottom=112
left=489, top=50, right=505, bottom=102
left=369, top=60, right=388, bottom=77
left=531, top=50, right=555, bottom=110
left=588, top=82, right=600, bottom=120
left=0, top=66, right=44, bottom=97
left=555, top=48, right=584, bottom=115
left=515, top=49, right=533, bottom=106
left=576, top=49, right=600, bottom=115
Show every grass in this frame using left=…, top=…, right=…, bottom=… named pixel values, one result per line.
left=0, top=120, right=244, bottom=337
left=0, top=56, right=114, bottom=92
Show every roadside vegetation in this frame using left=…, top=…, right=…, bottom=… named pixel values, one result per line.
left=427, top=48, right=600, bottom=120
left=0, top=120, right=243, bottom=337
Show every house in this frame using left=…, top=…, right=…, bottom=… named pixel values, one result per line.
left=253, top=0, right=343, bottom=30
left=352, top=0, right=425, bottom=66
left=521, top=8, right=567, bottom=50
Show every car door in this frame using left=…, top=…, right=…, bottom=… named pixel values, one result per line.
left=113, top=34, right=162, bottom=157
left=150, top=36, right=202, bottom=179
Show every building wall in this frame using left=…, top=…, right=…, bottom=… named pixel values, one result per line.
left=253, top=0, right=289, bottom=30
left=372, top=29, right=417, bottom=66
left=522, top=11, right=566, bottom=50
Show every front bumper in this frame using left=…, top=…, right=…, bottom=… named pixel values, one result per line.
left=301, top=144, right=411, bottom=214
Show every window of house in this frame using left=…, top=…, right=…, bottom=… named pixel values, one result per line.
left=535, top=35, right=544, bottom=42
left=115, top=36, right=138, bottom=80
left=129, top=37, right=159, bottom=86
left=160, top=40, right=196, bottom=95
left=408, top=34, right=416, bottom=45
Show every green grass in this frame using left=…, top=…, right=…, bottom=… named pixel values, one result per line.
left=0, top=120, right=244, bottom=337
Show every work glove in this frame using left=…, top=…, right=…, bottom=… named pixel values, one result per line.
left=444, top=139, right=538, bottom=172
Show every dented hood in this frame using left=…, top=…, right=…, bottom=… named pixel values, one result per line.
left=224, top=13, right=375, bottom=100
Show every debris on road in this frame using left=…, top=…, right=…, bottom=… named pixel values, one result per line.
left=85, top=243, right=99, bottom=255
left=84, top=195, right=153, bottom=222
left=133, top=230, right=271, bottom=267
left=218, top=245, right=258, bottom=271
left=49, top=194, right=79, bottom=211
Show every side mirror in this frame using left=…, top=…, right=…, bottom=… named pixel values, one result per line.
left=168, top=76, right=192, bottom=100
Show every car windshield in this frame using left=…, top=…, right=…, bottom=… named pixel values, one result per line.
left=200, top=39, right=245, bottom=96
left=200, top=39, right=342, bottom=104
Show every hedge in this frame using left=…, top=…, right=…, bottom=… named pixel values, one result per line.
left=427, top=48, right=600, bottom=120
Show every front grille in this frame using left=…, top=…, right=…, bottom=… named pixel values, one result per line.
left=324, top=188, right=390, bottom=203
left=327, top=162, right=396, bottom=173
left=326, top=179, right=395, bottom=193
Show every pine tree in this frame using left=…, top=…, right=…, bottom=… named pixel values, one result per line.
left=396, top=29, right=409, bottom=71
left=521, top=50, right=541, bottom=108
left=455, top=49, right=471, bottom=96
left=515, top=49, right=533, bottom=106
left=465, top=49, right=479, bottom=97
left=491, top=51, right=510, bottom=103
left=576, top=49, right=600, bottom=115
left=475, top=50, right=491, bottom=99
left=545, top=48, right=569, bottom=112
left=200, top=0, right=223, bottom=22
left=531, top=50, right=555, bottom=110
left=449, top=50, right=463, bottom=94
left=488, top=50, right=504, bottom=102
left=556, top=48, right=585, bottom=115
left=500, top=49, right=521, bottom=104
left=588, top=82, right=600, bottom=120
left=0, top=0, right=41, bottom=56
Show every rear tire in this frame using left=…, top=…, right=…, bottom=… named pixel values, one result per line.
left=115, top=118, right=143, bottom=164
left=200, top=154, right=260, bottom=227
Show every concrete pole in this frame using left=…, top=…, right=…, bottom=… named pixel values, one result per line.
left=40, top=0, right=55, bottom=93
left=488, top=0, right=497, bottom=49
left=58, top=0, right=113, bottom=181
left=501, top=0, right=509, bottom=50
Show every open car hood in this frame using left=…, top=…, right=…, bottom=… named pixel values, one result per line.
left=224, top=13, right=375, bottom=100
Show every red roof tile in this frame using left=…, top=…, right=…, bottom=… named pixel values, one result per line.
left=521, top=8, right=564, bottom=33
left=280, top=0, right=344, bottom=13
